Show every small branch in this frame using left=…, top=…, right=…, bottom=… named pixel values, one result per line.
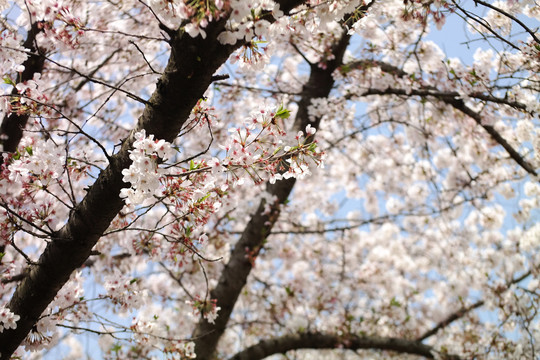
left=42, top=54, right=149, bottom=105
left=57, top=324, right=125, bottom=336
left=214, top=82, right=299, bottom=96
left=448, top=97, right=537, bottom=177
left=227, top=332, right=462, bottom=360
left=159, top=261, right=195, bottom=301
left=73, top=49, right=121, bottom=92
left=130, top=40, right=160, bottom=74
left=210, top=74, right=229, bottom=82
left=452, top=1, right=520, bottom=51
left=349, top=86, right=537, bottom=177
left=472, top=0, right=540, bottom=44
left=417, top=300, right=484, bottom=342
left=289, top=40, right=313, bottom=65
left=1, top=94, right=113, bottom=161
left=10, top=238, right=37, bottom=265
left=81, top=27, right=164, bottom=42
left=199, top=259, right=210, bottom=305
left=418, top=271, right=533, bottom=341
left=1, top=272, right=27, bottom=284
left=0, top=202, right=54, bottom=238
left=138, top=0, right=176, bottom=40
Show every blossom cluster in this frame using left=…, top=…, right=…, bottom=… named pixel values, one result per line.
left=0, top=306, right=19, bottom=333
left=0, top=30, right=27, bottom=76
left=16, top=271, right=87, bottom=351
left=120, top=130, right=174, bottom=205
left=5, top=137, right=65, bottom=183
left=216, top=106, right=323, bottom=185
left=215, top=0, right=283, bottom=70
left=149, top=0, right=229, bottom=38
left=0, top=137, right=66, bottom=241
left=187, top=296, right=221, bottom=324
left=163, top=340, right=197, bottom=359
left=121, top=106, right=323, bottom=206
left=26, top=2, right=85, bottom=50
left=1, top=0, right=538, bottom=358
left=103, top=273, right=146, bottom=314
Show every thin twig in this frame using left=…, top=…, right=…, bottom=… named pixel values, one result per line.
left=129, top=40, right=160, bottom=74
left=473, top=0, right=540, bottom=44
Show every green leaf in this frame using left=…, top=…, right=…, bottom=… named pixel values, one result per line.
left=275, top=104, right=290, bottom=120
left=3, top=76, right=15, bottom=86
left=197, top=193, right=211, bottom=203
left=285, top=286, right=294, bottom=297
left=390, top=297, right=401, bottom=307
left=339, top=64, right=351, bottom=74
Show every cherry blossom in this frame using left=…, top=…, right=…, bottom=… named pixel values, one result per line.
left=0, top=0, right=538, bottom=359
left=0, top=306, right=19, bottom=333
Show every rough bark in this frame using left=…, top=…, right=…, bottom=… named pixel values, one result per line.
left=192, top=32, right=351, bottom=360
left=227, top=332, right=462, bottom=360
left=0, top=1, right=306, bottom=356
left=0, top=17, right=235, bottom=359
left=0, top=22, right=45, bottom=259
left=0, top=22, right=45, bottom=158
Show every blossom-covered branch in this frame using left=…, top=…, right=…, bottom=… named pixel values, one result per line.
left=227, top=332, right=462, bottom=360
left=342, top=61, right=538, bottom=177
left=192, top=25, right=353, bottom=360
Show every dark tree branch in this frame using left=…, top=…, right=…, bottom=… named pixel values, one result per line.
left=445, top=97, right=537, bottom=177
left=227, top=332, right=462, bottom=360
left=417, top=271, right=532, bottom=342
left=72, top=49, right=121, bottom=92
left=0, top=272, right=27, bottom=284
left=129, top=40, right=160, bottom=74
left=0, top=22, right=45, bottom=160
left=472, top=0, right=540, bottom=44
left=0, top=24, right=45, bottom=272
left=451, top=1, right=520, bottom=51
left=417, top=300, right=484, bottom=342
left=345, top=59, right=531, bottom=112
left=192, top=27, right=354, bottom=360
left=0, top=15, right=238, bottom=360
left=344, top=60, right=538, bottom=177
left=210, top=74, right=230, bottom=82
left=0, top=0, right=310, bottom=356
